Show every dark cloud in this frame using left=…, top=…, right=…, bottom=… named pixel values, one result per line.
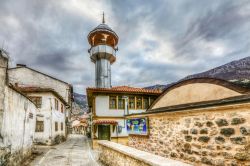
left=0, top=0, right=250, bottom=94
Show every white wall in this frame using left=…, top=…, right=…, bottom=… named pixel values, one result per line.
left=111, top=119, right=128, bottom=137
left=28, top=92, right=66, bottom=145
left=95, top=96, right=146, bottom=117
left=2, top=87, right=36, bottom=155
left=95, top=95, right=147, bottom=138
left=8, top=67, right=71, bottom=104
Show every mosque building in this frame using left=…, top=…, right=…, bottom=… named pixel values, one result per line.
left=86, top=14, right=161, bottom=148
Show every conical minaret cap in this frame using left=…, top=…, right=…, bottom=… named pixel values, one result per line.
left=87, top=13, right=119, bottom=48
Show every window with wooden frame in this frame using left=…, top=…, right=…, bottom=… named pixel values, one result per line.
left=118, top=96, right=125, bottom=109
left=129, top=96, right=135, bottom=109
left=55, top=99, right=59, bottom=110
left=35, top=121, right=44, bottom=132
left=143, top=97, right=149, bottom=109
left=55, top=122, right=58, bottom=131
left=150, top=97, right=156, bottom=106
left=61, top=104, right=64, bottom=113
left=109, top=96, right=117, bottom=109
left=30, top=96, right=42, bottom=108
left=136, top=96, right=142, bottom=109
left=61, top=122, right=63, bottom=131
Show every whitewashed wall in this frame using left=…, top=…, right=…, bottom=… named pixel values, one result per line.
left=8, top=67, right=71, bottom=104
left=2, top=86, right=36, bottom=155
left=95, top=95, right=146, bottom=138
left=29, top=92, right=66, bottom=145
left=111, top=119, right=128, bottom=137
left=95, top=96, right=145, bottom=117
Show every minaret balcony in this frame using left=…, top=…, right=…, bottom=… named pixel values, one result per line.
left=89, top=45, right=116, bottom=64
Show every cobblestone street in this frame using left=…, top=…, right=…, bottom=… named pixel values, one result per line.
left=28, top=135, right=102, bottom=166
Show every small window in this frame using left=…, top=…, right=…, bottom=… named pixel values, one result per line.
left=55, top=122, right=58, bottom=131
left=118, top=96, right=124, bottom=109
left=55, top=99, right=59, bottom=110
left=150, top=97, right=155, bottom=106
left=143, top=97, right=149, bottom=109
left=30, top=96, right=42, bottom=108
left=136, top=96, right=142, bottom=109
left=61, top=104, right=64, bottom=113
left=61, top=122, right=63, bottom=131
left=129, top=96, right=135, bottom=109
left=109, top=96, right=117, bottom=109
left=35, top=121, right=44, bottom=132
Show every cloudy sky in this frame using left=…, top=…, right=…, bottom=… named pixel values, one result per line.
left=0, top=0, right=250, bottom=94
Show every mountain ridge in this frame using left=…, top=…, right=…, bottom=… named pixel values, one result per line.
left=145, top=56, right=250, bottom=91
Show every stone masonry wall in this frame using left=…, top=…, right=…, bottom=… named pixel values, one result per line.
left=98, top=140, right=190, bottom=166
left=128, top=105, right=250, bottom=166
left=99, top=145, right=150, bottom=166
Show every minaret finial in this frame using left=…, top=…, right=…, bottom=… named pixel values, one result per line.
left=102, top=12, right=105, bottom=24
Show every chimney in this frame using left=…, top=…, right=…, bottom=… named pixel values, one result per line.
left=16, top=64, right=26, bottom=67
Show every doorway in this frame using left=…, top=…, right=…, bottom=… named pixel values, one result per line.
left=98, top=125, right=111, bottom=140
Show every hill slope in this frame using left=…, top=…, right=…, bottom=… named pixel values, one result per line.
left=73, top=92, right=87, bottom=109
left=184, top=56, right=250, bottom=81
left=146, top=56, right=250, bottom=90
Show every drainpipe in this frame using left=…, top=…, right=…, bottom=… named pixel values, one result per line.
left=22, top=102, right=28, bottom=157
left=49, top=98, right=53, bottom=144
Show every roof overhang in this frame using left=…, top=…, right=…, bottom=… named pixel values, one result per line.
left=15, top=86, right=69, bottom=106
left=86, top=86, right=162, bottom=107
left=93, top=120, right=118, bottom=125
left=126, top=94, right=250, bottom=117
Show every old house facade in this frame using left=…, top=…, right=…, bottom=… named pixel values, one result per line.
left=127, top=78, right=250, bottom=166
left=0, top=50, right=37, bottom=165
left=8, top=64, right=73, bottom=144
left=17, top=87, right=68, bottom=145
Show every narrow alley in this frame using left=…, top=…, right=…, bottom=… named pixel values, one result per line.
left=27, top=135, right=102, bottom=166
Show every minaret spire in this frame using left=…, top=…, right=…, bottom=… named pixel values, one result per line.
left=102, top=12, right=105, bottom=24
left=87, top=15, right=119, bottom=88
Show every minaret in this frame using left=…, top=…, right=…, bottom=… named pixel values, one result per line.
left=87, top=13, right=119, bottom=88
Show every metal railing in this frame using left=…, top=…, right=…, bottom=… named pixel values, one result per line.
left=90, top=45, right=116, bottom=56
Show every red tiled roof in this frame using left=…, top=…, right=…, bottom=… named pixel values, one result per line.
left=87, top=86, right=162, bottom=94
left=93, top=120, right=118, bottom=125
left=15, top=85, right=68, bottom=106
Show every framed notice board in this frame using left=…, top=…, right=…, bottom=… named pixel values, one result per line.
left=126, top=117, right=148, bottom=135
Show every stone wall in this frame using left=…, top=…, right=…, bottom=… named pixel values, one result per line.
left=98, top=140, right=190, bottom=166
left=99, top=145, right=150, bottom=166
left=128, top=104, right=250, bottom=166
